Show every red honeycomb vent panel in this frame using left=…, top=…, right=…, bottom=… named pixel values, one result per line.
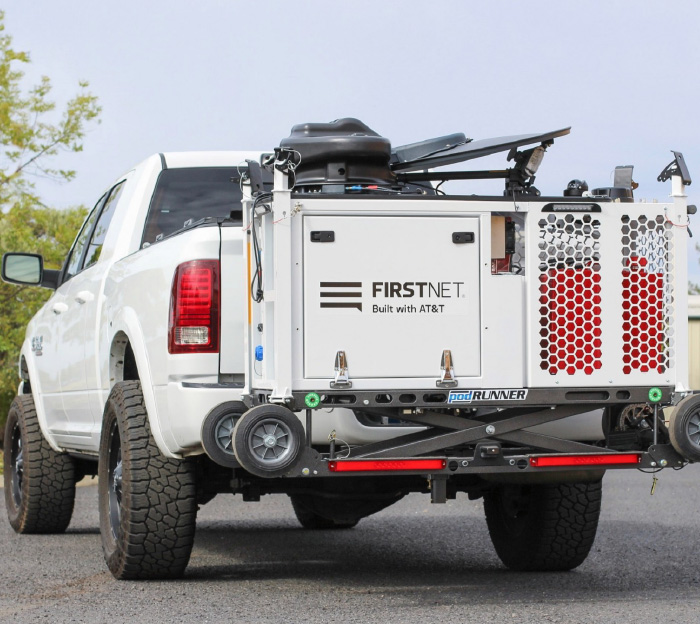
left=538, top=214, right=601, bottom=375
left=621, top=215, right=674, bottom=374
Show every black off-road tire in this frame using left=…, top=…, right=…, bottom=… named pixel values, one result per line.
left=3, top=395, right=76, bottom=534
left=290, top=495, right=359, bottom=530
left=484, top=481, right=602, bottom=571
left=98, top=381, right=197, bottom=580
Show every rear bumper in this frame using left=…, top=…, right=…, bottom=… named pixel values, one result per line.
left=283, top=442, right=684, bottom=481
left=269, top=385, right=676, bottom=411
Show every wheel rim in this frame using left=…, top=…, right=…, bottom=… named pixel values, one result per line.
left=10, top=423, right=24, bottom=508
left=107, top=421, right=123, bottom=540
left=248, top=418, right=293, bottom=467
left=215, top=414, right=237, bottom=455
left=687, top=410, right=700, bottom=447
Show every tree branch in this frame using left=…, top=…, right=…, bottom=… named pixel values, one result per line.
left=5, top=135, right=65, bottom=183
left=0, top=285, right=28, bottom=306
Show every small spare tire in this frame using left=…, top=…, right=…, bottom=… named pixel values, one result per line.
left=668, top=394, right=700, bottom=462
left=233, top=405, right=305, bottom=478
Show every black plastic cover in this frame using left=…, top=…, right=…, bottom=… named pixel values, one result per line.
left=391, top=128, right=571, bottom=172
left=591, top=187, right=634, bottom=202
left=279, top=118, right=394, bottom=186
left=564, top=179, right=589, bottom=197
left=392, top=133, right=469, bottom=165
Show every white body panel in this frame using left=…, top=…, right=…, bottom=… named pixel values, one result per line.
left=219, top=230, right=247, bottom=379
left=302, top=215, right=481, bottom=379
left=249, top=198, right=528, bottom=393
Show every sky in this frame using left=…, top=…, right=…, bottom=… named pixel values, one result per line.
left=5, top=0, right=700, bottom=280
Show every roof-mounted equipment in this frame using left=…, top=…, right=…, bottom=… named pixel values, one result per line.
left=657, top=150, right=692, bottom=185
left=277, top=118, right=395, bottom=188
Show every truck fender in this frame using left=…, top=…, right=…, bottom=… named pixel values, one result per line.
left=108, top=307, right=180, bottom=459
left=17, top=342, right=64, bottom=453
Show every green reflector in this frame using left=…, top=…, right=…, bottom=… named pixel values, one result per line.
left=648, top=387, right=662, bottom=403
left=305, top=392, right=321, bottom=408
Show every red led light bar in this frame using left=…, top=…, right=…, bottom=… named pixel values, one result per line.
left=529, top=453, right=641, bottom=467
left=328, top=459, right=446, bottom=473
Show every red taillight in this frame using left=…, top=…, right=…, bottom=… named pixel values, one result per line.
left=529, top=453, right=641, bottom=467
left=328, top=459, right=446, bottom=473
left=168, top=260, right=220, bottom=354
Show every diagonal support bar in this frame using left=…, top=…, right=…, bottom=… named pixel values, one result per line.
left=401, top=408, right=611, bottom=454
left=353, top=405, right=599, bottom=459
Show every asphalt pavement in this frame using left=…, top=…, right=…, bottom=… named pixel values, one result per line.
left=0, top=466, right=699, bottom=623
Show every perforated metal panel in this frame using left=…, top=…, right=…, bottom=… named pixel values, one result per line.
left=537, top=213, right=602, bottom=375
left=512, top=216, right=526, bottom=272
left=621, top=215, right=674, bottom=374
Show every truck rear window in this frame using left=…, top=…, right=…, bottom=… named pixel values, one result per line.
left=142, top=167, right=245, bottom=246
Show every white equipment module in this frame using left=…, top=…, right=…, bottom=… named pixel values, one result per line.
left=242, top=122, right=691, bottom=411
left=229, top=119, right=700, bottom=571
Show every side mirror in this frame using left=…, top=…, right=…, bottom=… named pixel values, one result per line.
left=2, top=253, right=59, bottom=289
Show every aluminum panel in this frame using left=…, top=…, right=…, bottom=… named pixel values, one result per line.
left=303, top=215, right=481, bottom=379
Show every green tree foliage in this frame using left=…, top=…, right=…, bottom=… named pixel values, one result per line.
left=0, top=11, right=100, bottom=429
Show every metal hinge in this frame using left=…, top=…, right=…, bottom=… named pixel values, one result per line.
left=330, top=350, right=352, bottom=388
left=436, top=349, right=457, bottom=388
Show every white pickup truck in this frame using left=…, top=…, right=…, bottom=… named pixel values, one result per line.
left=2, top=149, right=426, bottom=579
left=3, top=119, right=697, bottom=581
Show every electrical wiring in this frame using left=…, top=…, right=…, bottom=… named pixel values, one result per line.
left=249, top=191, right=272, bottom=303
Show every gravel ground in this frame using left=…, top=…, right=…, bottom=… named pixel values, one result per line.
left=0, top=466, right=699, bottom=623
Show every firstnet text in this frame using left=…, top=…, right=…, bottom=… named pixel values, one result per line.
left=372, top=281, right=465, bottom=298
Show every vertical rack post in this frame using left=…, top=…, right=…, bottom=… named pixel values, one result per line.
left=268, top=165, right=294, bottom=404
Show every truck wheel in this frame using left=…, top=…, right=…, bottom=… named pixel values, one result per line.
left=233, top=405, right=305, bottom=478
left=98, top=381, right=197, bottom=580
left=668, top=394, right=700, bottom=462
left=483, top=481, right=602, bottom=571
left=3, top=395, right=76, bottom=534
left=289, top=495, right=359, bottom=530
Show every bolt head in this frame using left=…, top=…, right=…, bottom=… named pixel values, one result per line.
left=650, top=462, right=657, bottom=467
left=659, top=459, right=668, bottom=467
left=301, top=468, right=310, bottom=476
left=485, top=425, right=496, bottom=435
left=461, top=460, right=469, bottom=467
left=363, top=399, right=369, bottom=405
left=509, top=459, right=516, bottom=466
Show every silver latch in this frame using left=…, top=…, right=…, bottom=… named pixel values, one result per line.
left=330, top=350, right=352, bottom=388
left=436, top=349, right=458, bottom=388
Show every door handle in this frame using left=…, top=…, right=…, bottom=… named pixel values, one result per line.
left=74, top=290, right=94, bottom=304
left=52, top=302, right=69, bottom=315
